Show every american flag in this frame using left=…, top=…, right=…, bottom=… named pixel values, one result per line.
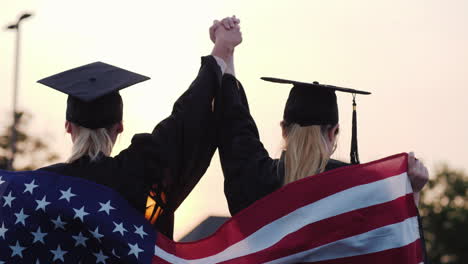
left=0, top=153, right=423, bottom=263
left=0, top=169, right=156, bottom=263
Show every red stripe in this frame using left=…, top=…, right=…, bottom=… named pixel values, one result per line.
left=156, top=232, right=176, bottom=255
left=152, top=255, right=172, bottom=264
left=152, top=239, right=422, bottom=264
left=218, top=194, right=418, bottom=263
left=155, top=153, right=409, bottom=259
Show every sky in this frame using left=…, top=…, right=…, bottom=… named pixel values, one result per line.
left=1, top=0, right=467, bottom=240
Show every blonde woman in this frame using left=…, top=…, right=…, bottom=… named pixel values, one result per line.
left=212, top=18, right=429, bottom=262
left=217, top=75, right=428, bottom=215
left=36, top=21, right=242, bottom=239
left=216, top=73, right=429, bottom=262
left=210, top=20, right=428, bottom=216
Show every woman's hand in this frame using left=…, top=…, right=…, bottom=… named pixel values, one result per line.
left=210, top=16, right=242, bottom=65
left=210, top=16, right=241, bottom=44
left=407, top=152, right=429, bottom=205
left=408, top=152, right=429, bottom=192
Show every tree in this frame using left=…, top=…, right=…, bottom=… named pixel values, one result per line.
left=0, top=111, right=59, bottom=171
left=420, top=164, right=468, bottom=264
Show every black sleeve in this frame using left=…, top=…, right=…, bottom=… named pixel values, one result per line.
left=115, top=56, right=222, bottom=212
left=325, top=159, right=351, bottom=171
left=216, top=74, right=281, bottom=216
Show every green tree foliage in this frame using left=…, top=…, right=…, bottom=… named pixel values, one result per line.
left=0, top=111, right=59, bottom=171
left=420, top=165, right=468, bottom=264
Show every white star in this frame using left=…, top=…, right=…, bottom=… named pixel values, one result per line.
left=93, top=250, right=108, bottom=264
left=9, top=241, right=26, bottom=258
left=128, top=242, right=143, bottom=259
left=35, top=195, right=51, bottom=211
left=112, top=222, right=127, bottom=236
left=59, top=187, right=76, bottom=202
left=3, top=191, right=16, bottom=207
left=72, top=232, right=88, bottom=247
left=73, top=206, right=89, bottom=222
left=0, top=176, right=5, bottom=185
left=31, top=227, right=47, bottom=244
left=98, top=200, right=115, bottom=215
left=51, top=215, right=66, bottom=230
left=50, top=245, right=67, bottom=262
left=133, top=225, right=148, bottom=239
left=23, top=179, right=38, bottom=194
left=90, top=227, right=104, bottom=242
left=0, top=222, right=7, bottom=239
left=14, top=209, right=29, bottom=226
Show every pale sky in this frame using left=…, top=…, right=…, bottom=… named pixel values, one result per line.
left=1, top=0, right=467, bottom=240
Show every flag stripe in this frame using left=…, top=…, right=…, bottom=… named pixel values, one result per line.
left=152, top=255, right=173, bottom=264
left=258, top=244, right=423, bottom=264
left=154, top=171, right=413, bottom=262
left=218, top=194, right=418, bottom=264
left=263, top=216, right=420, bottom=263
left=310, top=239, right=423, bottom=264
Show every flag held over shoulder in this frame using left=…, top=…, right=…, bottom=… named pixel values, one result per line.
left=0, top=153, right=423, bottom=263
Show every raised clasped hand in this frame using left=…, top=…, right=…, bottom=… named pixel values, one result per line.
left=210, top=15, right=242, bottom=49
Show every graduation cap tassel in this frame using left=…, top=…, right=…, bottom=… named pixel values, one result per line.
left=350, top=94, right=360, bottom=164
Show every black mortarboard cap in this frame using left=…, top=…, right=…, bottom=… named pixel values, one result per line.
left=38, top=62, right=150, bottom=129
left=261, top=77, right=371, bottom=164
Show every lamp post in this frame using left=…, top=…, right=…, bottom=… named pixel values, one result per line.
left=6, top=12, right=33, bottom=171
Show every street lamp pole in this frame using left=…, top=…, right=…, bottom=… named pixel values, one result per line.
left=6, top=13, right=32, bottom=171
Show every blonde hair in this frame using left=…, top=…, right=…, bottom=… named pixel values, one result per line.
left=68, top=124, right=115, bottom=163
left=283, top=123, right=335, bottom=185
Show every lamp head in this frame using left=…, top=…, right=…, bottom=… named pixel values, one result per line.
left=19, top=13, right=32, bottom=21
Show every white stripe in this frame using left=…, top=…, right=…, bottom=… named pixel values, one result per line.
left=265, top=216, right=421, bottom=263
left=154, top=172, right=414, bottom=264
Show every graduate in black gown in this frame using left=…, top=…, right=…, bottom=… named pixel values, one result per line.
left=35, top=22, right=242, bottom=239
left=216, top=74, right=430, bottom=262
left=210, top=17, right=429, bottom=262
left=212, top=19, right=429, bottom=217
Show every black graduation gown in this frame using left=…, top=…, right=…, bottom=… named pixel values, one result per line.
left=215, top=74, right=349, bottom=215
left=39, top=56, right=222, bottom=239
left=216, top=74, right=428, bottom=263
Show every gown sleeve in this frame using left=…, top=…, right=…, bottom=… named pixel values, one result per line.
left=216, top=74, right=281, bottom=216
left=114, top=56, right=222, bottom=219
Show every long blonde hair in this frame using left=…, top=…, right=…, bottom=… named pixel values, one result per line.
left=283, top=123, right=336, bottom=185
left=68, top=124, right=115, bottom=163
